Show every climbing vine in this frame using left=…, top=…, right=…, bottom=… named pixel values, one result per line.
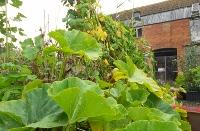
left=61, top=0, right=154, bottom=81
left=0, top=0, right=25, bottom=63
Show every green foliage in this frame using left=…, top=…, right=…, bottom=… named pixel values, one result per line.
left=184, top=44, right=200, bottom=70
left=128, top=107, right=179, bottom=123
left=0, top=0, right=25, bottom=63
left=49, top=77, right=123, bottom=124
left=0, top=0, right=191, bottom=130
left=0, top=0, right=22, bottom=7
left=176, top=44, right=200, bottom=91
left=175, top=73, right=186, bottom=89
left=0, top=63, right=36, bottom=101
left=49, top=29, right=102, bottom=60
left=61, top=0, right=75, bottom=6
left=10, top=0, right=22, bottom=8
left=62, top=0, right=154, bottom=81
left=0, top=74, right=190, bottom=130
left=126, top=88, right=150, bottom=106
left=113, top=56, right=163, bottom=97
left=124, top=120, right=180, bottom=131
left=19, top=29, right=102, bottom=81
left=176, top=66, right=200, bottom=91
left=0, top=86, right=68, bottom=130
left=13, top=13, right=26, bottom=21
left=0, top=0, right=5, bottom=6
left=20, top=36, right=43, bottom=60
left=0, top=42, right=190, bottom=130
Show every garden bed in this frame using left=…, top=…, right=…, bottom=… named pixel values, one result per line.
left=174, top=102, right=200, bottom=131
left=188, top=112, right=200, bottom=131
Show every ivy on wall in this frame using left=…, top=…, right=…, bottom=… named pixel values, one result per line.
left=185, top=42, right=200, bottom=70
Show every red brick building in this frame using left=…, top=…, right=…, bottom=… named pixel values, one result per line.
left=112, top=0, right=200, bottom=83
left=143, top=19, right=190, bottom=57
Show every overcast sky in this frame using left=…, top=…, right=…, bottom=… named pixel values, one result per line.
left=8, top=0, right=166, bottom=38
left=100, top=0, right=166, bottom=14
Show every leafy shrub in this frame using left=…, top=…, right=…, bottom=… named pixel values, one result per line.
left=0, top=0, right=25, bottom=63
left=0, top=63, right=36, bottom=101
left=175, top=73, right=186, bottom=90
left=176, top=66, right=200, bottom=92
left=184, top=44, right=200, bottom=70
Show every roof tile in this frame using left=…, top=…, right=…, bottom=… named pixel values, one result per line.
left=112, top=0, right=200, bottom=21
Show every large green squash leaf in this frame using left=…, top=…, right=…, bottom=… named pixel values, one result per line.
left=111, top=86, right=150, bottom=107
left=8, top=127, right=34, bottom=131
left=48, top=29, right=102, bottom=60
left=20, top=36, right=43, bottom=60
left=145, top=94, right=179, bottom=116
left=113, top=56, right=163, bottom=97
left=126, top=88, right=150, bottom=106
left=48, top=77, right=125, bottom=124
left=125, top=120, right=180, bottom=131
left=0, top=87, right=68, bottom=130
left=22, top=79, right=43, bottom=96
left=48, top=77, right=102, bottom=95
left=0, top=112, right=24, bottom=131
left=144, top=94, right=190, bottom=130
left=128, top=107, right=179, bottom=124
left=88, top=97, right=127, bottom=131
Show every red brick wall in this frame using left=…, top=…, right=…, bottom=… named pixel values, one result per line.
left=143, top=19, right=191, bottom=58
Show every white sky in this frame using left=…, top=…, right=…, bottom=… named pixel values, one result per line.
left=100, top=0, right=166, bottom=14
left=8, top=0, right=166, bottom=38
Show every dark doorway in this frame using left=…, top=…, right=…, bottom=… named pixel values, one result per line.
left=154, top=48, right=178, bottom=83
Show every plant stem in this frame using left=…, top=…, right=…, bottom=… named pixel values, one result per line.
left=59, top=54, right=67, bottom=80
left=5, top=0, right=9, bottom=62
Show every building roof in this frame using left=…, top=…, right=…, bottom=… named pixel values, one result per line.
left=112, top=0, right=200, bottom=21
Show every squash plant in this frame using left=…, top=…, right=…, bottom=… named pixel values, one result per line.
left=0, top=64, right=191, bottom=130
left=0, top=29, right=191, bottom=130
left=61, top=0, right=154, bottom=81
left=20, top=29, right=102, bottom=82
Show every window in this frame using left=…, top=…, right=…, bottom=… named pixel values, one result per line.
left=136, top=28, right=143, bottom=38
left=134, top=11, right=141, bottom=21
left=191, top=3, right=200, bottom=18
